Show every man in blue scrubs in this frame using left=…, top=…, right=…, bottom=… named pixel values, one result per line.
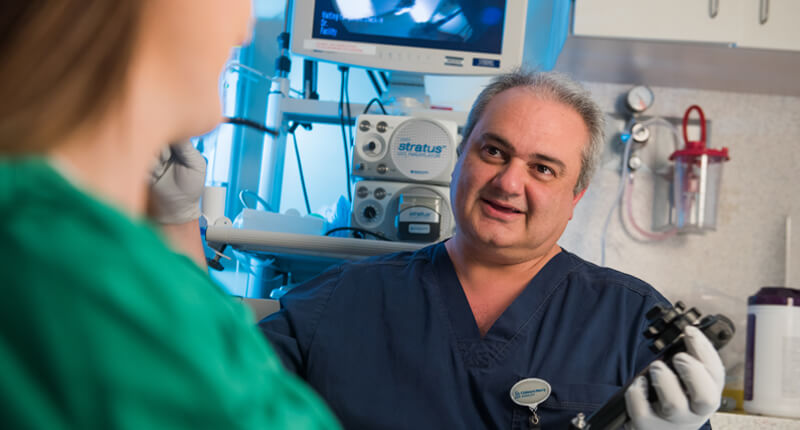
left=260, top=70, right=724, bottom=429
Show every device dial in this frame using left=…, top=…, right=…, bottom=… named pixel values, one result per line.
left=356, top=134, right=386, bottom=162
left=355, top=199, right=384, bottom=226
left=363, top=206, right=377, bottom=220
left=626, top=85, right=655, bottom=113
left=631, top=122, right=651, bottom=143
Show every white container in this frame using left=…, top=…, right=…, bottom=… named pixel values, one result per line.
left=233, top=208, right=325, bottom=236
left=743, top=287, right=800, bottom=419
left=201, top=186, right=229, bottom=226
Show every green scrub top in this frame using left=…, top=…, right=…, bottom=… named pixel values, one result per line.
left=0, top=158, right=341, bottom=429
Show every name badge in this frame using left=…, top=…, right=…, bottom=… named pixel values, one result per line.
left=510, top=378, right=551, bottom=429
left=510, top=378, right=551, bottom=408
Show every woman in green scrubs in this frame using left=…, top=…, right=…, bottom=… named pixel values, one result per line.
left=0, top=1, right=339, bottom=428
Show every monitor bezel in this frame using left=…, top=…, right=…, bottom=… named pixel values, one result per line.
left=289, top=0, right=528, bottom=76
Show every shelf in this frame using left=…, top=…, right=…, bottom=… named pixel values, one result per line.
left=205, top=226, right=426, bottom=261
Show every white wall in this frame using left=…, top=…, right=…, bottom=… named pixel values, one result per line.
left=560, top=82, right=800, bottom=386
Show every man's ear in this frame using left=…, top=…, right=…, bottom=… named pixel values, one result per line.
left=573, top=188, right=587, bottom=206
left=568, top=188, right=587, bottom=220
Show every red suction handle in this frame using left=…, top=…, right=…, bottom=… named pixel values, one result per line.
left=670, top=104, right=729, bottom=161
left=682, top=105, right=706, bottom=149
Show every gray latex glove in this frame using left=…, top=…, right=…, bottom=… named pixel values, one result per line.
left=624, top=325, right=725, bottom=430
left=149, top=140, right=206, bottom=224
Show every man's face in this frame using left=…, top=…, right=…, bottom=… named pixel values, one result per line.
left=450, top=87, right=589, bottom=261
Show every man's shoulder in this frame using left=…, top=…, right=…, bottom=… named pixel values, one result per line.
left=560, top=249, right=667, bottom=302
left=282, top=242, right=442, bottom=300
left=343, top=242, right=439, bottom=274
left=305, top=241, right=441, bottom=284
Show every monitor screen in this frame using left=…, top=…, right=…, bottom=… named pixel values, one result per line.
left=291, top=0, right=527, bottom=75
left=312, top=0, right=504, bottom=55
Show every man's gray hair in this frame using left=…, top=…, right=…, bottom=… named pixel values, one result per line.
left=459, top=69, right=605, bottom=194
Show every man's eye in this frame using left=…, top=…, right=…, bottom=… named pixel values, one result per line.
left=483, top=145, right=503, bottom=158
left=535, top=164, right=554, bottom=176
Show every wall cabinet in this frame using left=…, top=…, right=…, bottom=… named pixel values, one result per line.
left=573, top=0, right=799, bottom=52
left=738, top=0, right=800, bottom=50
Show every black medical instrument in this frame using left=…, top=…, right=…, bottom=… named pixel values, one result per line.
left=568, top=302, right=735, bottom=430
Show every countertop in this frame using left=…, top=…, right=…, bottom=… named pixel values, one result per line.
left=711, top=412, right=800, bottom=429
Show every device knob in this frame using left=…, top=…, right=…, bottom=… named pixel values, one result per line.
left=363, top=206, right=377, bottom=220
left=357, top=186, right=369, bottom=198
left=377, top=164, right=388, bottom=174
left=374, top=188, right=386, bottom=200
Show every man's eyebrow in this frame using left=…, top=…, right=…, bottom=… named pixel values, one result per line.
left=531, top=153, right=567, bottom=175
left=482, top=132, right=568, bottom=174
left=482, top=132, right=515, bottom=154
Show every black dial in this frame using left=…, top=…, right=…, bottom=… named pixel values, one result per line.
left=363, top=206, right=377, bottom=220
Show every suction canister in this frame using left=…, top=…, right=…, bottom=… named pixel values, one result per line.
left=668, top=105, right=729, bottom=232
left=743, top=287, right=800, bottom=418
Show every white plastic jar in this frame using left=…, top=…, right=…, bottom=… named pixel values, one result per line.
left=743, top=287, right=800, bottom=419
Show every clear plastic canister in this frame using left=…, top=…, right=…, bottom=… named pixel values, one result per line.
left=743, top=287, right=800, bottom=419
left=672, top=153, right=725, bottom=232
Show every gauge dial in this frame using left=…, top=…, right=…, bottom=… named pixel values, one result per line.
left=626, top=85, right=655, bottom=113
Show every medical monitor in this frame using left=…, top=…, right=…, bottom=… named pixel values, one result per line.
left=290, top=0, right=528, bottom=76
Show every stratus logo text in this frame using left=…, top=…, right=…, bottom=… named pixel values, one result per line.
left=397, top=143, right=444, bottom=154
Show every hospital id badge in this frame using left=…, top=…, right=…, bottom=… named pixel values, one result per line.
left=510, top=378, right=551, bottom=429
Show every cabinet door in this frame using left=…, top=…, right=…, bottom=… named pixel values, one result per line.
left=573, top=0, right=742, bottom=45
left=738, top=0, right=800, bottom=51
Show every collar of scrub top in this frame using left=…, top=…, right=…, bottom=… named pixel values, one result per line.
left=431, top=242, right=579, bottom=343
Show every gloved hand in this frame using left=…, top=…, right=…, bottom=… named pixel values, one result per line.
left=624, top=325, right=725, bottom=430
left=149, top=140, right=206, bottom=224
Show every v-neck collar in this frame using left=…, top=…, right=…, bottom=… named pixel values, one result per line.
left=432, top=242, right=578, bottom=345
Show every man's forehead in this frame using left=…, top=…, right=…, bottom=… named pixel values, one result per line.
left=478, top=93, right=587, bottom=142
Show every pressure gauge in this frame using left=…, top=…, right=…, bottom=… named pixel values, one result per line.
left=626, top=85, right=655, bottom=113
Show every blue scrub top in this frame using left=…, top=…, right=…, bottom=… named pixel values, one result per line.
left=261, top=242, right=709, bottom=429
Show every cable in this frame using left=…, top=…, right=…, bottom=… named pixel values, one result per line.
left=363, top=97, right=388, bottom=115
left=366, top=70, right=384, bottom=97
left=624, top=175, right=677, bottom=240
left=338, top=66, right=353, bottom=202
left=238, top=189, right=274, bottom=211
left=601, top=116, right=681, bottom=265
left=324, top=227, right=392, bottom=241
left=600, top=132, right=634, bottom=267
left=289, top=123, right=312, bottom=215
left=344, top=68, right=354, bottom=147
left=640, top=117, right=683, bottom=151
left=225, top=62, right=273, bottom=81
left=219, top=62, right=273, bottom=101
left=223, top=117, right=279, bottom=137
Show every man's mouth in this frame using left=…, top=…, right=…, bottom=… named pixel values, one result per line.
left=481, top=198, right=524, bottom=214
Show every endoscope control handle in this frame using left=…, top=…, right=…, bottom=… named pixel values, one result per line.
left=568, top=303, right=735, bottom=430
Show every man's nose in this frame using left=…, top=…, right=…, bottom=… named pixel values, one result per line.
left=491, top=160, right=526, bottom=196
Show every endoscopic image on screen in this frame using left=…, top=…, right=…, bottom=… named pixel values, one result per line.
left=312, top=0, right=505, bottom=54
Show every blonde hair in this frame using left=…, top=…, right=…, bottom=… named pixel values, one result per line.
left=0, top=1, right=141, bottom=153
